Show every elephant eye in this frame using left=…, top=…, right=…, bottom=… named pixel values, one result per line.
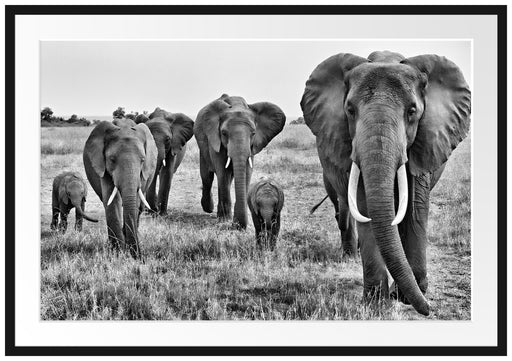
left=221, top=129, right=228, bottom=136
left=346, top=104, right=355, bottom=117
left=408, top=106, right=417, bottom=117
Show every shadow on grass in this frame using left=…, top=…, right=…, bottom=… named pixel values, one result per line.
left=146, top=209, right=218, bottom=229
left=41, top=232, right=106, bottom=264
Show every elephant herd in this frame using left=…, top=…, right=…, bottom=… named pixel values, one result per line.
left=49, top=51, right=471, bottom=316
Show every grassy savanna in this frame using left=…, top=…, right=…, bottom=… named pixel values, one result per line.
left=40, top=125, right=471, bottom=320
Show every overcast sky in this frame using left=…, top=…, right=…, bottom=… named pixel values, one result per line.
left=41, top=40, right=471, bottom=119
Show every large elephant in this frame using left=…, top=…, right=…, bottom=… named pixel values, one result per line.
left=144, top=107, right=194, bottom=215
left=83, top=121, right=157, bottom=258
left=301, top=51, right=471, bottom=315
left=194, top=94, right=286, bottom=228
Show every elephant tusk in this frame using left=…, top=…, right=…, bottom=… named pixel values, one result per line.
left=138, top=188, right=152, bottom=211
left=391, top=164, right=408, bottom=226
left=162, top=159, right=166, bottom=167
left=225, top=157, right=231, bottom=169
left=248, top=157, right=253, bottom=169
left=107, top=187, right=118, bottom=206
left=347, top=162, right=371, bottom=223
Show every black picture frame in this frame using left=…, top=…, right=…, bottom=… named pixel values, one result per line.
left=5, top=4, right=507, bottom=357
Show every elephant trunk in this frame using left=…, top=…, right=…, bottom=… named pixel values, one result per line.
left=232, top=157, right=248, bottom=228
left=121, top=189, right=140, bottom=258
left=259, top=207, right=274, bottom=228
left=358, top=147, right=429, bottom=316
left=73, top=199, right=98, bottom=223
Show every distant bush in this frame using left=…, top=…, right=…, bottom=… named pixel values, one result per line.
left=113, top=107, right=126, bottom=119
left=40, top=108, right=92, bottom=127
left=289, top=117, right=305, bottom=125
left=135, top=113, right=149, bottom=124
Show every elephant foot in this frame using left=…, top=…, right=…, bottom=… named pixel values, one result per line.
left=363, top=281, right=390, bottom=304
left=390, top=282, right=410, bottom=304
left=341, top=248, right=358, bottom=260
left=201, top=194, right=214, bottom=213
left=231, top=221, right=247, bottom=231
left=257, top=234, right=277, bottom=251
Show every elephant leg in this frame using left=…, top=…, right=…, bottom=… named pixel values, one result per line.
left=58, top=203, right=69, bottom=233
left=324, top=173, right=357, bottom=256
left=359, top=221, right=389, bottom=301
left=338, top=198, right=358, bottom=257
left=323, top=172, right=339, bottom=220
left=392, top=173, right=431, bottom=302
left=104, top=196, right=124, bottom=251
left=200, top=155, right=214, bottom=213
left=157, top=159, right=174, bottom=216
left=146, top=166, right=159, bottom=214
left=357, top=182, right=388, bottom=301
left=216, top=170, right=233, bottom=221
left=51, top=189, right=60, bottom=230
left=74, top=200, right=84, bottom=232
left=51, top=208, right=60, bottom=230
left=252, top=213, right=263, bottom=248
left=270, top=214, right=281, bottom=251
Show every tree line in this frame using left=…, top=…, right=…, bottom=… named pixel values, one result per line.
left=41, top=106, right=150, bottom=127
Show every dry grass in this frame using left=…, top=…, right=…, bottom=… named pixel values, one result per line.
left=40, top=125, right=471, bottom=320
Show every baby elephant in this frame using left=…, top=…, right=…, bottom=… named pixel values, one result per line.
left=51, top=172, right=98, bottom=232
left=247, top=179, right=284, bottom=250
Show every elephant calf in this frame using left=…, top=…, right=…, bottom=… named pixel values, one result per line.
left=247, top=178, right=284, bottom=250
left=51, top=171, right=98, bottom=232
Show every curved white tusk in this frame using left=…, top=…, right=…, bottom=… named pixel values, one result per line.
left=225, top=157, right=231, bottom=168
left=248, top=157, right=253, bottom=168
left=162, top=159, right=166, bottom=167
left=391, top=164, right=408, bottom=226
left=107, top=187, right=118, bottom=206
left=347, top=162, right=372, bottom=223
left=138, top=188, right=152, bottom=210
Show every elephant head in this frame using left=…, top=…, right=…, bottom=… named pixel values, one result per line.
left=147, top=107, right=194, bottom=170
left=301, top=51, right=471, bottom=315
left=113, top=117, right=137, bottom=127
left=83, top=121, right=157, bottom=258
left=248, top=178, right=284, bottom=227
left=58, top=173, right=98, bottom=223
left=194, top=94, right=286, bottom=228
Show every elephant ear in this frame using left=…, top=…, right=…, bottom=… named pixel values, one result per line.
left=133, top=123, right=158, bottom=182
left=300, top=53, right=368, bottom=171
left=83, top=121, right=119, bottom=178
left=194, top=96, right=231, bottom=153
left=58, top=179, right=69, bottom=205
left=276, top=183, right=284, bottom=211
left=249, top=102, right=286, bottom=155
left=402, top=55, right=471, bottom=175
left=165, top=113, right=194, bottom=156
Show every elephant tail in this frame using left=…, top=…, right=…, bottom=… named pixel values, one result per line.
left=310, top=195, right=329, bottom=214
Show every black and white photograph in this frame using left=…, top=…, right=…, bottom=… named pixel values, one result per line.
left=40, top=39, right=472, bottom=321
left=5, top=4, right=506, bottom=356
